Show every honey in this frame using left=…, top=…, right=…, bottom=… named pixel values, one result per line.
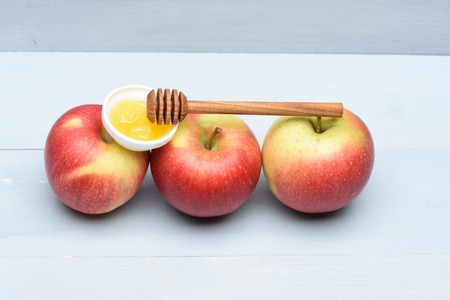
left=109, top=100, right=174, bottom=141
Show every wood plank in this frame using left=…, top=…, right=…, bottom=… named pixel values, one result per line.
left=1, top=255, right=449, bottom=299
left=1, top=0, right=450, bottom=54
left=1, top=149, right=449, bottom=258
left=1, top=53, right=450, bottom=150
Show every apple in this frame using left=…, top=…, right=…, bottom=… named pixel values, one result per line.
left=150, top=114, right=262, bottom=217
left=262, top=109, right=374, bottom=213
left=44, top=104, right=150, bottom=214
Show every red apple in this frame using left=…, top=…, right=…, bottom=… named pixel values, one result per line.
left=44, top=105, right=150, bottom=214
left=150, top=114, right=261, bottom=217
left=262, top=109, right=374, bottom=213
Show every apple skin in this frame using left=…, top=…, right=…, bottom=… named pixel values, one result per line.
left=44, top=105, right=150, bottom=214
left=262, top=109, right=374, bottom=213
left=150, top=114, right=262, bottom=218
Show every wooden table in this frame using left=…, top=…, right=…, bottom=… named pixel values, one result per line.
left=1, top=53, right=449, bottom=299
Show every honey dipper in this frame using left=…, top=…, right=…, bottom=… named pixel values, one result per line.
left=147, top=88, right=343, bottom=129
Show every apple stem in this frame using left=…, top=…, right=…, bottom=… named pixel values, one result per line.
left=205, top=127, right=222, bottom=150
left=316, top=117, right=322, bottom=133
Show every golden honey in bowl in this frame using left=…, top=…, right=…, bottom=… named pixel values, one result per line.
left=109, top=100, right=174, bottom=141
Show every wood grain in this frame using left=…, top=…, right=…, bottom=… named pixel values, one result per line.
left=1, top=52, right=450, bottom=299
left=1, top=256, right=449, bottom=299
left=1, top=0, right=450, bottom=54
left=188, top=101, right=343, bottom=117
left=2, top=53, right=450, bottom=150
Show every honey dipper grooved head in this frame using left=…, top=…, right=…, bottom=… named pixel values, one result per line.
left=147, top=88, right=188, bottom=125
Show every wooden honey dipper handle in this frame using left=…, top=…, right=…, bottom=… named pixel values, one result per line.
left=189, top=101, right=343, bottom=117
left=147, top=88, right=343, bottom=125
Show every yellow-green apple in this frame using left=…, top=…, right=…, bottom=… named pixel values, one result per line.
left=150, top=114, right=261, bottom=217
left=44, top=105, right=150, bottom=214
left=262, top=109, right=374, bottom=213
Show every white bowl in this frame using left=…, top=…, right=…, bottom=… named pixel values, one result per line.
left=102, top=85, right=178, bottom=151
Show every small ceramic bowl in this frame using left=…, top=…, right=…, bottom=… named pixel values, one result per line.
left=102, top=85, right=178, bottom=151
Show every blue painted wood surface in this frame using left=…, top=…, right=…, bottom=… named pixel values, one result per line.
left=1, top=0, right=450, bottom=54
left=0, top=53, right=449, bottom=299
